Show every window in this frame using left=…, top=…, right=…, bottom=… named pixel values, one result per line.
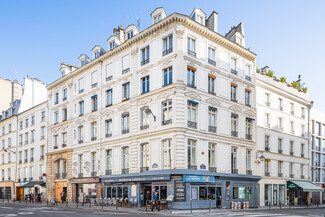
left=106, top=149, right=112, bottom=174
left=208, top=47, right=216, bottom=65
left=122, top=147, right=129, bottom=172
left=54, top=111, right=59, bottom=123
left=54, top=92, right=59, bottom=104
left=289, top=163, right=293, bottom=176
left=25, top=118, right=29, bottom=128
left=122, top=82, right=130, bottom=100
left=279, top=98, right=283, bottom=110
left=231, top=113, right=238, bottom=137
left=31, top=116, right=35, bottom=126
left=278, top=117, right=283, bottom=130
left=265, top=135, right=270, bottom=151
left=231, top=58, right=237, bottom=74
left=105, top=119, right=112, bottom=137
left=141, top=76, right=150, bottom=94
left=31, top=130, right=35, bottom=142
left=40, top=146, right=44, bottom=159
left=141, top=108, right=150, bottom=130
left=79, top=155, right=83, bottom=174
left=187, top=37, right=196, bottom=56
left=187, top=67, right=196, bottom=88
left=278, top=161, right=283, bottom=175
left=105, top=63, right=113, bottom=81
left=1, top=140, right=4, bottom=149
left=162, top=139, right=172, bottom=169
left=265, top=93, right=270, bottom=106
left=290, top=141, right=294, bottom=155
left=301, top=144, right=304, bottom=157
left=78, top=126, right=84, bottom=143
left=290, top=121, right=295, bottom=134
left=41, top=111, right=46, bottom=122
left=246, top=118, right=253, bottom=140
left=278, top=138, right=283, bottom=152
left=122, top=54, right=130, bottom=74
left=301, top=124, right=305, bottom=137
left=208, top=75, right=215, bottom=94
left=121, top=113, right=130, bottom=134
left=19, top=135, right=22, bottom=146
left=109, top=41, right=116, bottom=50
left=245, top=65, right=251, bottom=80
left=141, top=143, right=149, bottom=171
left=208, top=107, right=217, bottom=133
left=265, top=160, right=270, bottom=175
left=246, top=149, right=251, bottom=173
left=231, top=83, right=237, bottom=102
left=163, top=67, right=173, bottom=86
left=290, top=103, right=295, bottom=115
left=8, top=124, right=11, bottom=133
left=127, top=31, right=133, bottom=40
left=62, top=108, right=67, bottom=121
left=63, top=88, right=67, bottom=101
left=20, top=121, right=23, bottom=129
left=153, top=13, right=162, bottom=23
left=91, top=152, right=96, bottom=174
left=104, top=89, right=113, bottom=107
left=208, top=143, right=216, bottom=170
left=188, top=139, right=197, bottom=169
left=162, top=34, right=173, bottom=56
left=187, top=101, right=197, bottom=129
left=91, top=122, right=97, bottom=141
left=265, top=113, right=270, bottom=128
left=162, top=100, right=172, bottom=125
left=78, top=78, right=85, bottom=93
left=79, top=101, right=84, bottom=116
left=91, top=95, right=98, bottom=112
left=301, top=107, right=305, bottom=119
left=8, top=153, right=11, bottom=163
left=24, top=150, right=28, bottom=162
left=141, top=46, right=150, bottom=65
left=25, top=133, right=29, bottom=144
left=91, top=71, right=98, bottom=88
left=54, top=135, right=58, bottom=147
left=300, top=164, right=304, bottom=177
left=197, top=15, right=204, bottom=24
left=30, top=148, right=34, bottom=162
left=2, top=127, right=4, bottom=135
left=231, top=147, right=237, bottom=173
left=245, top=89, right=251, bottom=106
left=62, top=132, right=67, bottom=145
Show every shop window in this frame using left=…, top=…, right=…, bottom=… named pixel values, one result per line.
left=233, top=186, right=251, bottom=199
left=208, top=187, right=216, bottom=200
left=199, top=187, right=207, bottom=200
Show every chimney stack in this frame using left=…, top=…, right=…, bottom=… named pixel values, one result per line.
left=113, top=25, right=125, bottom=43
left=206, top=11, right=218, bottom=33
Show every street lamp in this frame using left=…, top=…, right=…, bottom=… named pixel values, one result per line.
left=145, top=108, right=156, bottom=122
left=256, top=151, right=265, bottom=163
left=2, top=147, right=15, bottom=154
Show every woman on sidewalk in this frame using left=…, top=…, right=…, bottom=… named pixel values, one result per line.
left=79, top=191, right=85, bottom=207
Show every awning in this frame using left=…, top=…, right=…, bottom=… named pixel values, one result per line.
left=287, top=180, right=324, bottom=192
left=21, top=181, right=46, bottom=188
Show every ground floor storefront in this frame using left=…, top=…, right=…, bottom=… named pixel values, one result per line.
left=71, top=177, right=102, bottom=203
left=100, top=169, right=260, bottom=209
left=287, top=180, right=323, bottom=206
left=15, top=181, right=46, bottom=201
left=258, top=178, right=287, bottom=206
left=0, top=181, right=14, bottom=200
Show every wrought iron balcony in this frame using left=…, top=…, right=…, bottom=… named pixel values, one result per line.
left=121, top=168, right=129, bottom=174
left=122, top=68, right=130, bottom=74
left=245, top=75, right=251, bottom=81
left=140, top=125, right=149, bottom=130
left=231, top=98, right=237, bottom=103
left=62, top=172, right=67, bottom=178
left=187, top=83, right=197, bottom=89
left=208, top=90, right=216, bottom=95
left=91, top=137, right=97, bottom=141
left=105, top=169, right=112, bottom=175
left=162, top=48, right=173, bottom=56
left=29, top=177, right=33, bottom=181
left=78, top=173, right=83, bottom=178
left=91, top=172, right=97, bottom=177
left=63, top=97, right=67, bottom=101
left=187, top=121, right=197, bottom=129
left=246, top=134, right=252, bottom=140
left=30, top=157, right=34, bottom=162
left=209, top=167, right=216, bottom=172
left=290, top=151, right=294, bottom=156
left=232, top=169, right=238, bottom=174
left=54, top=101, right=58, bottom=105
left=78, top=140, right=83, bottom=144
left=79, top=89, right=84, bottom=94
left=55, top=173, right=60, bottom=179
left=265, top=147, right=270, bottom=152
left=290, top=174, right=294, bottom=178
left=162, top=119, right=172, bottom=126
left=19, top=160, right=22, bottom=164
left=92, top=83, right=98, bottom=88
left=122, top=129, right=129, bottom=134
left=208, top=59, right=216, bottom=66
left=24, top=159, right=28, bottom=163
left=188, top=165, right=197, bottom=170
left=23, top=178, right=27, bottom=182
left=301, top=175, right=305, bottom=179
left=106, top=75, right=113, bottom=82
left=231, top=69, right=238, bottom=75
left=140, top=167, right=149, bottom=172
left=105, top=133, right=112, bottom=138
left=245, top=103, right=251, bottom=107
left=278, top=149, right=283, bottom=154
left=301, top=153, right=305, bottom=157
left=187, top=50, right=196, bottom=57
left=265, top=172, right=270, bottom=177
left=231, top=131, right=238, bottom=137
left=209, top=126, right=217, bottom=133
left=141, top=59, right=149, bottom=66
left=278, top=173, right=283, bottom=177
left=246, top=170, right=252, bottom=175
left=106, top=103, right=113, bottom=107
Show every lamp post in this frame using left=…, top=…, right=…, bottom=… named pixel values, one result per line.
left=145, top=108, right=156, bottom=122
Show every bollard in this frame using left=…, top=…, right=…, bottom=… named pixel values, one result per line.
left=209, top=199, right=211, bottom=212
left=102, top=200, right=103, bottom=209
left=116, top=200, right=118, bottom=210
left=307, top=202, right=308, bottom=208
left=190, top=199, right=192, bottom=213
left=77, top=202, right=78, bottom=208
left=66, top=200, right=68, bottom=207
left=317, top=202, right=319, bottom=208
left=269, top=201, right=271, bottom=210
left=89, top=200, right=91, bottom=208
left=279, top=203, right=281, bottom=209
left=146, top=202, right=147, bottom=212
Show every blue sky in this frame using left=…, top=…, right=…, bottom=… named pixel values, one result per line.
left=0, top=0, right=324, bottom=111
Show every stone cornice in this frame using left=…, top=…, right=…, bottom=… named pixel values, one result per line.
left=48, top=13, right=256, bottom=90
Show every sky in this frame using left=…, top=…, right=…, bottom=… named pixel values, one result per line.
left=0, top=0, right=324, bottom=112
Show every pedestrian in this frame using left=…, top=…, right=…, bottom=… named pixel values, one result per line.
left=151, top=192, right=160, bottom=212
left=145, top=190, right=151, bottom=206
left=60, top=191, right=65, bottom=204
left=79, top=191, right=85, bottom=207
left=37, top=193, right=41, bottom=203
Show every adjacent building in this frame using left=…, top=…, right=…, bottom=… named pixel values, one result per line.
left=0, top=77, right=22, bottom=114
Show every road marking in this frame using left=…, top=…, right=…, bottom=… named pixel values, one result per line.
left=17, top=212, right=33, bottom=215
left=40, top=211, right=77, bottom=214
left=0, top=207, right=14, bottom=209
left=92, top=212, right=129, bottom=215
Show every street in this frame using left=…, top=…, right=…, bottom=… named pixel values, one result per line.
left=0, top=203, right=324, bottom=217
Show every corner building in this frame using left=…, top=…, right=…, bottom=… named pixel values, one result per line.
left=47, top=7, right=260, bottom=209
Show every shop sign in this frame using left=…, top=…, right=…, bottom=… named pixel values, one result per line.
left=174, top=180, right=186, bottom=202
left=183, top=175, right=215, bottom=183
left=103, top=175, right=170, bottom=183
left=131, top=184, right=137, bottom=196
left=152, top=163, right=158, bottom=168
left=200, top=164, right=206, bottom=169
left=287, top=181, right=299, bottom=189
left=167, top=195, right=174, bottom=201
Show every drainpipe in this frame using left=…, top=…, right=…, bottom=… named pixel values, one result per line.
left=99, top=59, right=103, bottom=197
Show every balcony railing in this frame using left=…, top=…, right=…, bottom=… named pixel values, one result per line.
left=290, top=174, right=294, bottom=178
left=231, top=131, right=238, bottom=137
left=30, top=157, right=34, bottom=162
left=232, top=169, right=238, bottom=174
left=121, top=168, right=129, bottom=174
left=55, top=173, right=60, bottom=179
left=162, top=119, right=172, bottom=126
left=54, top=101, right=58, bottom=105
left=301, top=153, right=305, bottom=157
left=19, top=160, right=22, bottom=164
left=245, top=75, right=251, bottom=81
left=208, top=90, right=216, bottom=95
left=91, top=137, right=97, bottom=141
left=278, top=173, right=283, bottom=177
left=78, top=173, right=83, bottom=178
left=78, top=140, right=83, bottom=144
left=24, top=159, right=28, bottom=163
left=105, top=133, right=112, bottom=138
left=188, top=50, right=196, bottom=57
left=278, top=149, right=283, bottom=154
left=105, top=169, right=112, bottom=175
left=63, top=97, right=67, bottom=101
left=40, top=135, right=45, bottom=140
left=208, top=59, right=216, bottom=66
left=209, top=167, right=216, bottom=172
left=92, top=83, right=98, bottom=88
left=265, top=147, right=270, bottom=152
left=246, top=134, right=252, bottom=140
left=231, top=69, right=238, bottom=75
left=231, top=98, right=237, bottom=103
left=122, top=129, right=129, bottom=134
left=209, top=126, right=217, bottom=133
left=122, top=68, right=130, bottom=74
left=8, top=177, right=10, bottom=181
left=23, top=178, right=27, bottom=182
left=79, top=89, right=84, bottom=94
left=62, top=172, right=67, bottom=178
left=91, top=172, right=97, bottom=177
left=140, top=125, right=149, bottom=130
left=265, top=102, right=270, bottom=106
left=141, top=59, right=149, bottom=66
left=106, top=103, right=112, bottom=107
left=265, top=172, right=270, bottom=177
left=187, top=121, right=197, bottom=129
left=246, top=170, right=252, bottom=175
left=106, top=75, right=113, bottom=82
left=162, top=48, right=173, bottom=56
left=140, top=167, right=149, bottom=172
left=187, top=83, right=197, bottom=89
left=188, top=165, right=197, bottom=170
left=301, top=175, right=305, bottom=179
left=245, top=103, right=251, bottom=107
left=290, top=151, right=294, bottom=156
left=18, top=178, right=21, bottom=182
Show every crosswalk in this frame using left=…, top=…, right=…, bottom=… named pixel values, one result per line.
left=171, top=211, right=325, bottom=217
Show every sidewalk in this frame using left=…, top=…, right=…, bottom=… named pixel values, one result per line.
left=1, top=199, right=324, bottom=215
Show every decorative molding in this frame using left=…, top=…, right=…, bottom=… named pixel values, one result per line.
left=137, top=98, right=152, bottom=107
left=75, top=119, right=85, bottom=126
left=229, top=105, right=242, bottom=113
left=88, top=114, right=98, bottom=122
left=102, top=109, right=114, bottom=117
left=243, top=109, right=256, bottom=117
left=118, top=104, right=131, bottom=113
left=206, top=98, right=221, bottom=107
left=157, top=90, right=175, bottom=100
left=176, top=25, right=185, bottom=38
left=184, top=91, right=201, bottom=101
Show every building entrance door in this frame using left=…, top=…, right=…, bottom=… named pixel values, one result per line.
left=140, top=184, right=151, bottom=206
left=216, top=187, right=222, bottom=208
left=16, top=187, right=23, bottom=201
left=55, top=182, right=67, bottom=203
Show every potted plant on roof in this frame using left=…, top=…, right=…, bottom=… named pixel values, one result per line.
left=54, top=145, right=58, bottom=149
left=291, top=81, right=299, bottom=89
left=266, top=70, right=274, bottom=78
left=301, top=87, right=307, bottom=93
left=280, top=77, right=286, bottom=83
left=62, top=143, right=67, bottom=147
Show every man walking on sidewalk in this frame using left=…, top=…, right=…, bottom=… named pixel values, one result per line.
left=151, top=192, right=160, bottom=212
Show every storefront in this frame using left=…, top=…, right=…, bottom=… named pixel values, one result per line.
left=100, top=169, right=260, bottom=209
left=0, top=181, right=15, bottom=200
left=287, top=180, right=323, bottom=206
left=70, top=177, right=101, bottom=203
left=21, top=181, right=46, bottom=201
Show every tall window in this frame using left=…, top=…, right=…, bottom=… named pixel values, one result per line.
left=231, top=147, right=237, bottom=173
left=278, top=138, right=283, bottom=152
left=163, top=67, right=173, bottom=86
left=162, top=139, right=172, bottom=169
left=162, top=34, right=173, bottom=56
left=91, top=95, right=98, bottom=112
left=208, top=107, right=217, bottom=133
left=265, top=161, right=270, bottom=176
left=79, top=155, right=83, bottom=174
left=63, top=88, right=67, bottom=101
left=78, top=126, right=84, bottom=143
left=208, top=47, right=215, bottom=65
left=62, top=132, right=67, bottom=145
left=54, top=135, right=58, bottom=147
left=265, top=93, right=270, bottom=106
left=109, top=41, right=116, bottom=50
left=162, top=100, right=172, bottom=125
left=246, top=118, right=253, bottom=140
left=289, top=163, right=293, bottom=176
left=105, top=119, right=112, bottom=137
left=279, top=98, right=283, bottom=110
left=231, top=113, right=238, bottom=137
left=141, top=143, right=149, bottom=171
left=278, top=117, right=283, bottom=130
left=187, top=101, right=197, bottom=129
left=122, top=147, right=129, bottom=171
left=106, top=89, right=113, bottom=107
left=187, top=37, right=196, bottom=56
left=141, top=46, right=150, bottom=65
left=7, top=138, right=11, bottom=147
left=301, top=144, right=304, bottom=157
left=301, top=107, right=305, bottom=118
left=141, top=108, right=150, bottom=129
left=208, top=75, right=215, bottom=94
left=41, top=111, right=46, bottom=121
left=41, top=127, right=45, bottom=139
left=54, top=112, right=58, bottom=123
left=31, top=116, right=35, bottom=126
left=79, top=101, right=84, bottom=116
left=246, top=149, right=251, bottom=173
left=141, top=76, right=150, bottom=94
left=122, top=82, right=130, bottom=100
left=188, top=139, right=197, bottom=169
left=153, top=13, right=162, bottom=23
left=245, top=89, right=251, bottom=106
left=121, top=113, right=130, bottom=134
left=187, top=67, right=196, bottom=88
left=265, top=135, right=270, bottom=150
left=127, top=31, right=133, bottom=39
left=54, top=92, right=59, bottom=104
left=8, top=124, right=11, bottom=133
left=265, top=113, right=270, bottom=127
left=290, top=121, right=295, bottom=134
left=106, top=149, right=112, bottom=174
left=301, top=164, right=304, bottom=177
left=122, top=55, right=130, bottom=74
left=91, top=152, right=96, bottom=174
left=62, top=108, right=67, bottom=121
left=278, top=161, right=283, bottom=175
left=91, top=122, right=97, bottom=140
left=290, top=103, right=295, bottom=115
left=231, top=58, right=237, bottom=74
left=245, top=65, right=251, bottom=80
left=208, top=143, right=216, bottom=171
left=231, top=83, right=237, bottom=102
left=290, top=141, right=294, bottom=155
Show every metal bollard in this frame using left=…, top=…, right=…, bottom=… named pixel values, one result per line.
left=102, top=201, right=103, bottom=209
left=116, top=201, right=118, bottom=210
left=307, top=203, right=308, bottom=208
left=279, top=203, right=281, bottom=209
left=190, top=199, right=192, bottom=213
left=66, top=200, right=68, bottom=207
left=269, top=202, right=271, bottom=210
left=89, top=200, right=91, bottom=208
left=209, top=199, right=211, bottom=212
left=317, top=202, right=319, bottom=208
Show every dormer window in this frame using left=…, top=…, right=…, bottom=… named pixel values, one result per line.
left=61, top=71, right=65, bottom=77
left=92, top=45, right=105, bottom=59
left=81, top=59, right=86, bottom=66
left=190, top=8, right=206, bottom=26
left=94, top=51, right=100, bottom=58
left=154, top=14, right=162, bottom=24
left=109, top=41, right=116, bottom=50
left=197, top=15, right=204, bottom=25
left=127, top=31, right=133, bottom=40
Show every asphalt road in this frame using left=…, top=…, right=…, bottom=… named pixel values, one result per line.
left=0, top=203, right=324, bottom=217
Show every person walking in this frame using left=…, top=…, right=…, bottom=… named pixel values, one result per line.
left=79, top=191, right=85, bottom=207
left=151, top=192, right=160, bottom=212
left=145, top=190, right=151, bottom=207
left=60, top=191, right=65, bottom=204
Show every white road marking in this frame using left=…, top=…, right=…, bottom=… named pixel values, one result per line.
left=40, top=211, right=77, bottom=214
left=92, top=212, right=129, bottom=215
left=17, top=212, right=33, bottom=215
